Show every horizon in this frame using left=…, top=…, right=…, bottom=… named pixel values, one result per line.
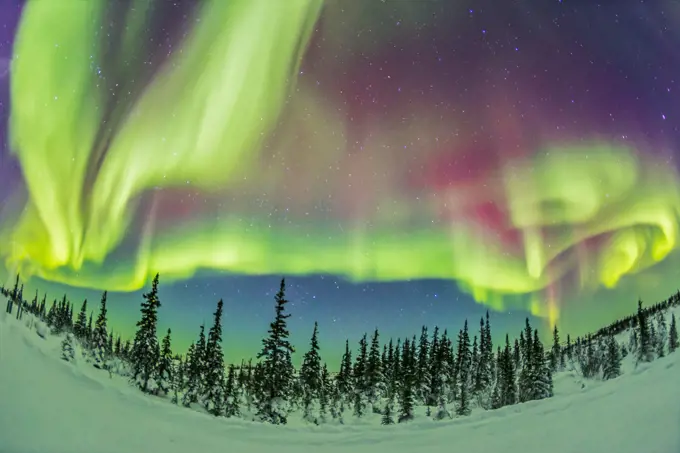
left=4, top=273, right=674, bottom=371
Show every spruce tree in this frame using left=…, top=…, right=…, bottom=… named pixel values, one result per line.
left=203, top=299, right=226, bottom=415
left=550, top=325, right=561, bottom=371
left=61, top=333, right=76, bottom=362
left=474, top=314, right=493, bottom=396
left=455, top=378, right=471, bottom=416
left=29, top=290, right=38, bottom=315
left=86, top=312, right=94, bottom=342
left=470, top=335, right=479, bottom=393
left=155, top=329, right=173, bottom=396
left=352, top=386, right=366, bottom=418
left=397, top=338, right=414, bottom=423
left=114, top=336, right=122, bottom=357
left=392, top=339, right=402, bottom=398
left=91, top=291, right=109, bottom=369
left=428, top=326, right=441, bottom=406
left=318, top=363, right=330, bottom=423
left=171, top=355, right=185, bottom=405
left=636, top=300, right=653, bottom=363
left=566, top=334, right=572, bottom=361
left=46, top=300, right=56, bottom=326
left=366, top=328, right=383, bottom=404
left=381, top=392, right=395, bottom=425
left=182, top=342, right=201, bottom=407
left=416, top=326, right=430, bottom=403
left=518, top=319, right=533, bottom=402
left=513, top=338, right=521, bottom=370
left=501, top=336, right=517, bottom=406
left=107, top=331, right=114, bottom=356
left=455, top=320, right=472, bottom=406
left=300, top=322, right=322, bottom=422
left=224, top=364, right=240, bottom=417
left=336, top=340, right=353, bottom=398
left=130, top=274, right=162, bottom=393
left=381, top=344, right=389, bottom=382
left=74, top=299, right=88, bottom=340
left=655, top=311, right=667, bottom=358
left=353, top=333, right=368, bottom=398
left=669, top=313, right=679, bottom=353
left=484, top=312, right=495, bottom=379
left=530, top=329, right=553, bottom=400
left=256, top=278, right=295, bottom=424
left=122, top=339, right=131, bottom=359
left=602, top=335, right=621, bottom=380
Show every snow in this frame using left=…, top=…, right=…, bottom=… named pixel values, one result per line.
left=1, top=309, right=679, bottom=453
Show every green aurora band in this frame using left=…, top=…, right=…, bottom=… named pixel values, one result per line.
left=4, top=0, right=680, bottom=326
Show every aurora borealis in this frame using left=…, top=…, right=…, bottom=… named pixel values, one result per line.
left=2, top=0, right=680, bottom=366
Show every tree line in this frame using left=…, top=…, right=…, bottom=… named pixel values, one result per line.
left=3, top=274, right=679, bottom=426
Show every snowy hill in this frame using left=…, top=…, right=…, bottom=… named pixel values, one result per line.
left=1, top=308, right=679, bottom=453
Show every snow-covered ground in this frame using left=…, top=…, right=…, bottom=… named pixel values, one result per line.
left=1, top=309, right=679, bottom=453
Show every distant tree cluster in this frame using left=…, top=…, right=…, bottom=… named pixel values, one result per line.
left=3, top=273, right=679, bottom=427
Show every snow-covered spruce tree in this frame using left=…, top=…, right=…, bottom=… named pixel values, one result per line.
left=513, top=338, right=521, bottom=370
left=473, top=318, right=487, bottom=395
left=474, top=312, right=495, bottom=408
left=91, top=292, right=110, bottom=370
left=655, top=311, right=667, bottom=358
left=550, top=325, right=561, bottom=371
left=203, top=299, right=226, bottom=416
left=366, top=328, right=383, bottom=408
left=336, top=340, right=353, bottom=400
left=636, top=300, right=654, bottom=364
left=381, top=344, right=389, bottom=380
left=61, top=333, right=76, bottom=362
left=442, top=330, right=456, bottom=404
left=427, top=326, right=441, bottom=407
left=484, top=312, right=495, bottom=380
left=255, top=278, right=296, bottom=425
left=669, top=313, right=679, bottom=353
left=353, top=333, right=368, bottom=400
left=602, top=335, right=621, bottom=380
left=299, top=321, right=322, bottom=423
left=182, top=328, right=205, bottom=407
left=86, top=312, right=94, bottom=343
left=518, top=318, right=533, bottom=402
left=130, top=274, right=162, bottom=393
left=154, top=328, right=173, bottom=396
left=45, top=300, right=56, bottom=327
left=397, top=338, right=415, bottom=423
left=500, top=336, right=517, bottom=407
left=431, top=328, right=451, bottom=420
left=455, top=321, right=472, bottom=416
left=107, top=331, right=114, bottom=357
left=579, top=335, right=600, bottom=379
left=73, top=299, right=88, bottom=340
left=171, top=355, right=185, bottom=405
left=224, top=364, right=240, bottom=417
left=51, top=295, right=67, bottom=335
left=391, top=339, right=402, bottom=399
left=122, top=340, right=131, bottom=360
left=114, top=336, right=122, bottom=358
left=530, top=329, right=553, bottom=400
left=416, top=326, right=430, bottom=404
left=319, top=364, right=330, bottom=423
left=381, top=391, right=395, bottom=425
left=470, top=335, right=479, bottom=391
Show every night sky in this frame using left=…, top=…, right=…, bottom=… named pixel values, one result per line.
left=2, top=0, right=680, bottom=369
